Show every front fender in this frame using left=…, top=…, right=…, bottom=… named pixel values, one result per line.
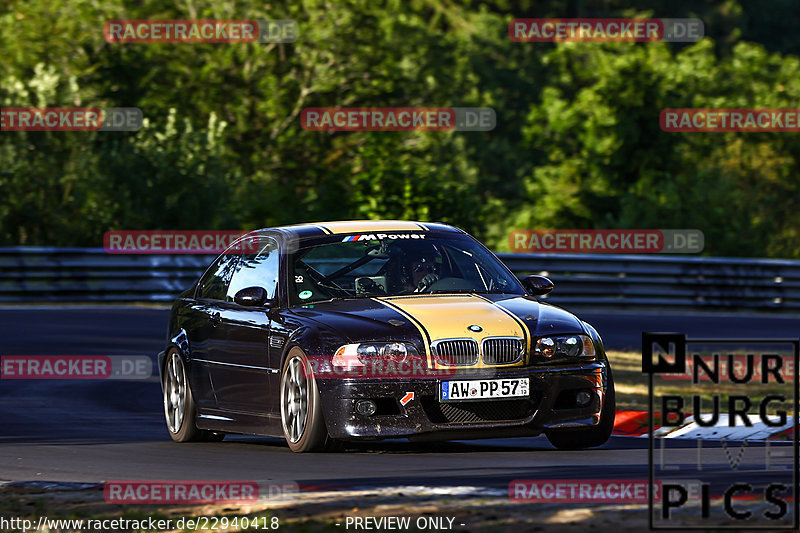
left=582, top=321, right=607, bottom=361
left=282, top=323, right=348, bottom=369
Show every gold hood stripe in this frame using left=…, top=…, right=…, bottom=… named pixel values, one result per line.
left=372, top=298, right=432, bottom=358
left=472, top=293, right=532, bottom=355
left=375, top=294, right=529, bottom=368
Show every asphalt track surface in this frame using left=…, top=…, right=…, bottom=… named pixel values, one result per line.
left=0, top=307, right=797, bottom=491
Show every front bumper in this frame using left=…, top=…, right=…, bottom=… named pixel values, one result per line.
left=318, top=361, right=609, bottom=441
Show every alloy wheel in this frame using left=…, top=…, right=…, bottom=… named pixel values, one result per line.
left=164, top=352, right=186, bottom=434
left=281, top=354, right=309, bottom=443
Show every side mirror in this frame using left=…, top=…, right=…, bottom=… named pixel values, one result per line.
left=234, top=286, right=269, bottom=307
left=522, top=275, right=554, bottom=296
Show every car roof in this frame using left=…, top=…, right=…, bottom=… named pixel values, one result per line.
left=261, top=220, right=466, bottom=240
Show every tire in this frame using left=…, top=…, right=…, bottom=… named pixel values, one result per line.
left=546, top=366, right=616, bottom=450
left=280, top=347, right=339, bottom=452
left=163, top=350, right=225, bottom=443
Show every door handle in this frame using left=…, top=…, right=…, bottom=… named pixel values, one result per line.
left=210, top=312, right=221, bottom=326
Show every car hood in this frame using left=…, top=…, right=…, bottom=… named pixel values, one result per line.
left=291, top=293, right=586, bottom=345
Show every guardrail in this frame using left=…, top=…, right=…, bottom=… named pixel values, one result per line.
left=0, top=248, right=208, bottom=303
left=499, top=253, right=800, bottom=311
left=0, top=248, right=798, bottom=311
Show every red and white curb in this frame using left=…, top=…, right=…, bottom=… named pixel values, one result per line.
left=612, top=410, right=650, bottom=436
left=613, top=410, right=794, bottom=440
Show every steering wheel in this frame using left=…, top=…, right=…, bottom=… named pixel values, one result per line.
left=413, top=273, right=440, bottom=293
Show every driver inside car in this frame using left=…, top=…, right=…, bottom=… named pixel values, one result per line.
left=409, top=252, right=440, bottom=291
left=382, top=242, right=443, bottom=293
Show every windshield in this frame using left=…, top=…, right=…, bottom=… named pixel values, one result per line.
left=288, top=233, right=525, bottom=306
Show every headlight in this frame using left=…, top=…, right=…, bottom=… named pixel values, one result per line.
left=534, top=335, right=595, bottom=359
left=333, top=342, right=419, bottom=368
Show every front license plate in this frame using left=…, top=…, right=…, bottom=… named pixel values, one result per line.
left=440, top=378, right=529, bottom=402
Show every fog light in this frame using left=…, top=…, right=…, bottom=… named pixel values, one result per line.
left=356, top=400, right=377, bottom=416
left=575, top=391, right=592, bottom=407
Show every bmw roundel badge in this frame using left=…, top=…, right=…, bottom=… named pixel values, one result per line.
left=468, top=325, right=483, bottom=332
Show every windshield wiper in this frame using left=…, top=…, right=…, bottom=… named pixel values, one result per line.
left=427, top=289, right=487, bottom=294
left=301, top=297, right=343, bottom=304
left=427, top=289, right=517, bottom=295
left=304, top=294, right=381, bottom=304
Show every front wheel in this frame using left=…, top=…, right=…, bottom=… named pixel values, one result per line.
left=280, top=347, right=339, bottom=452
left=546, top=366, right=616, bottom=450
left=163, top=350, right=225, bottom=443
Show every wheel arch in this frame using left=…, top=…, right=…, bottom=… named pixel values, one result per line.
left=161, top=328, right=191, bottom=371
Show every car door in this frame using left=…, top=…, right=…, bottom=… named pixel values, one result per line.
left=185, top=252, right=240, bottom=410
left=208, top=236, right=280, bottom=414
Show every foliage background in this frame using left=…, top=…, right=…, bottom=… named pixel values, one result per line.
left=1, top=0, right=799, bottom=257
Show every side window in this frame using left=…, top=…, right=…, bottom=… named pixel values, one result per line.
left=197, top=254, right=239, bottom=301
left=226, top=237, right=280, bottom=302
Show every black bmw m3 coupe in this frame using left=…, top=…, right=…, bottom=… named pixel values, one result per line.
left=159, top=220, right=615, bottom=452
